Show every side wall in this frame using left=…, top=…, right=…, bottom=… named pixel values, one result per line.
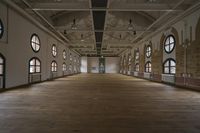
left=0, top=2, right=80, bottom=88
left=120, top=8, right=200, bottom=90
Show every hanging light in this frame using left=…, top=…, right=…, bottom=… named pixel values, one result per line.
left=128, top=19, right=134, bottom=30
left=64, top=30, right=67, bottom=35
left=81, top=34, right=84, bottom=42
left=71, top=18, right=78, bottom=30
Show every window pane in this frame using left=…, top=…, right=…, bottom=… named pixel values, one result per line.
left=35, top=44, right=40, bottom=51
left=36, top=66, right=40, bottom=73
left=30, top=66, right=35, bottom=73
left=170, top=67, right=176, bottom=74
left=171, top=60, right=176, bottom=66
left=0, top=65, right=3, bottom=74
left=149, top=68, right=152, bottom=72
left=164, top=61, right=169, bottom=67
left=164, top=67, right=169, bottom=73
left=31, top=35, right=40, bottom=52
left=36, top=60, right=40, bottom=65
left=170, top=44, right=174, bottom=51
left=30, top=60, right=35, bottom=65
left=170, top=36, right=174, bottom=43
left=0, top=57, right=3, bottom=63
left=166, top=37, right=170, bottom=44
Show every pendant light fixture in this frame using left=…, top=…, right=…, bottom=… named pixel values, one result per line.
left=71, top=18, right=78, bottom=30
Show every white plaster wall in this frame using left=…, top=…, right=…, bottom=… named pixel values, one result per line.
left=87, top=57, right=99, bottom=73
left=81, top=56, right=88, bottom=73
left=0, top=2, right=80, bottom=88
left=105, top=57, right=120, bottom=73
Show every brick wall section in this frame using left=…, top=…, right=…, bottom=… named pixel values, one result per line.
left=187, top=39, right=200, bottom=78
left=172, top=28, right=184, bottom=77
left=139, top=54, right=145, bottom=75
left=152, top=50, right=162, bottom=81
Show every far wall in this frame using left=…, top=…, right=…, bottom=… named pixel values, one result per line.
left=81, top=57, right=120, bottom=73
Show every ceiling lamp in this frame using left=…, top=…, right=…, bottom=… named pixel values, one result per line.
left=128, top=19, right=137, bottom=35
left=64, top=30, right=67, bottom=35
left=81, top=34, right=84, bottom=42
left=128, top=19, right=134, bottom=30
left=71, top=18, right=78, bottom=30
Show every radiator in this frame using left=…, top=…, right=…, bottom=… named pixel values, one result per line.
left=134, top=72, right=139, bottom=77
left=162, top=74, right=175, bottom=84
left=144, top=72, right=151, bottom=79
left=29, top=74, right=41, bottom=83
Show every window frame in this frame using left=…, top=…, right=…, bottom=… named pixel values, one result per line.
left=135, top=51, right=139, bottom=60
left=163, top=58, right=176, bottom=75
left=62, top=62, right=67, bottom=71
left=145, top=61, right=152, bottom=73
left=0, top=19, right=4, bottom=39
left=146, top=45, right=152, bottom=58
left=52, top=44, right=57, bottom=57
left=30, top=34, right=41, bottom=53
left=164, top=35, right=176, bottom=54
left=51, top=61, right=57, bottom=72
left=135, top=63, right=139, bottom=72
left=63, top=50, right=66, bottom=60
left=29, top=57, right=41, bottom=74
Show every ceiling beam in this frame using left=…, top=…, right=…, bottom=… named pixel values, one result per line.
left=28, top=3, right=184, bottom=11
left=131, top=0, right=186, bottom=44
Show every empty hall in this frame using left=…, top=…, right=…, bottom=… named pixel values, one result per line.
left=0, top=0, right=200, bottom=133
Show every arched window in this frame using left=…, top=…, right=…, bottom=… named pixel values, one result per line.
left=163, top=59, right=176, bottom=74
left=69, top=53, right=72, bottom=61
left=135, top=63, right=139, bottom=72
left=31, top=34, right=40, bottom=52
left=0, top=19, right=4, bottom=39
left=135, top=51, right=139, bottom=60
left=146, top=45, right=152, bottom=57
left=0, top=56, right=4, bottom=75
left=29, top=58, right=41, bottom=73
left=145, top=61, right=152, bottom=73
left=69, top=64, right=72, bottom=72
left=164, top=35, right=175, bottom=53
left=62, top=63, right=67, bottom=71
left=51, top=61, right=57, bottom=72
left=74, top=56, right=76, bottom=63
left=63, top=50, right=66, bottom=60
left=52, top=44, right=57, bottom=57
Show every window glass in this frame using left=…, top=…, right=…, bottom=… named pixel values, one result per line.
left=63, top=63, right=67, bottom=71
left=146, top=46, right=151, bottom=57
left=0, top=19, right=4, bottom=38
left=164, top=35, right=175, bottom=53
left=135, top=63, right=139, bottom=72
left=52, top=45, right=57, bottom=57
left=145, top=62, right=152, bottom=73
left=63, top=50, right=66, bottom=59
left=51, top=61, right=57, bottom=72
left=31, top=34, right=40, bottom=52
left=29, top=58, right=41, bottom=73
left=0, top=57, right=3, bottom=64
left=163, top=59, right=176, bottom=74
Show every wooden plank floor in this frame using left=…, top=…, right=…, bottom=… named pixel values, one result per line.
left=0, top=74, right=200, bottom=133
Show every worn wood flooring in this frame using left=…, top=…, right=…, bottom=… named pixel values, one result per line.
left=0, top=74, right=200, bottom=133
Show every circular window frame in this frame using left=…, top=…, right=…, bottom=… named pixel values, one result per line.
left=146, top=45, right=152, bottom=58
left=164, top=35, right=176, bottom=54
left=0, top=19, right=4, bottom=39
left=30, top=34, right=41, bottom=53
left=63, top=50, right=66, bottom=60
left=52, top=44, right=57, bottom=57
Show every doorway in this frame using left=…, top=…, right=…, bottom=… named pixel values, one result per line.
left=0, top=53, right=5, bottom=88
left=99, top=57, right=105, bottom=73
